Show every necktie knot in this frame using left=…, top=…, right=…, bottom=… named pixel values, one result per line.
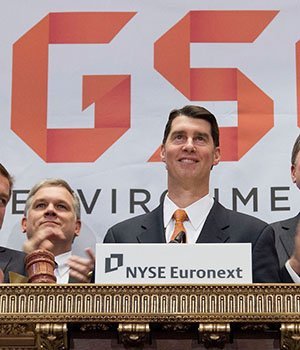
left=173, top=209, right=188, bottom=223
left=170, top=209, right=188, bottom=243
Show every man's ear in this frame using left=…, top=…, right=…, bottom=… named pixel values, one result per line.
left=160, top=144, right=166, bottom=162
left=21, top=217, right=27, bottom=233
left=74, top=220, right=81, bottom=237
left=291, top=164, right=296, bottom=183
left=213, top=147, right=221, bottom=166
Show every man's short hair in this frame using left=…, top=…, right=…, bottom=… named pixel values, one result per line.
left=291, top=134, right=300, bottom=165
left=162, top=105, right=220, bottom=147
left=24, top=178, right=81, bottom=219
left=0, top=164, right=14, bottom=199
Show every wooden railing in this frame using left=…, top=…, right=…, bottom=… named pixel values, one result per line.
left=0, top=284, right=299, bottom=349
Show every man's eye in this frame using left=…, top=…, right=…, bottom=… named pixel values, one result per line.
left=195, top=135, right=206, bottom=143
left=35, top=203, right=46, bottom=209
left=0, top=198, right=7, bottom=207
left=57, top=204, right=67, bottom=210
left=174, top=134, right=184, bottom=141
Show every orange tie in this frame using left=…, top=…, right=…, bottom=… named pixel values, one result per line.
left=170, top=209, right=188, bottom=243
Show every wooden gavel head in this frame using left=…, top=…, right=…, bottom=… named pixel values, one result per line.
left=25, top=249, right=57, bottom=283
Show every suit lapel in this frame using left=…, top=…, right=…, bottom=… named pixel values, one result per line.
left=278, top=214, right=300, bottom=257
left=137, top=204, right=166, bottom=243
left=136, top=200, right=230, bottom=244
left=196, top=201, right=230, bottom=243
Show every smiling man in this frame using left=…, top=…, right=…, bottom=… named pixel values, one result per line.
left=22, top=178, right=95, bottom=283
left=104, top=105, right=282, bottom=283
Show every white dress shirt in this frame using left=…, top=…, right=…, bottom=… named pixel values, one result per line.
left=285, top=260, right=300, bottom=283
left=163, top=193, right=214, bottom=243
left=54, top=251, right=71, bottom=284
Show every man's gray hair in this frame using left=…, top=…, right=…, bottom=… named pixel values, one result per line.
left=24, top=178, right=81, bottom=219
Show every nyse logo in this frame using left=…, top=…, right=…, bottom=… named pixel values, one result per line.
left=105, top=253, right=124, bottom=273
left=127, top=266, right=166, bottom=279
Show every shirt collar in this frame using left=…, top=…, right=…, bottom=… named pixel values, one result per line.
left=55, top=251, right=72, bottom=277
left=163, top=193, right=214, bottom=230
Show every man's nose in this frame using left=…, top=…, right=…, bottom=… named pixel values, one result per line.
left=44, top=203, right=57, bottom=216
left=182, top=138, right=195, bottom=152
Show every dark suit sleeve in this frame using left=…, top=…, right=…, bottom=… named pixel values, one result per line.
left=252, top=225, right=281, bottom=283
left=103, top=229, right=116, bottom=243
left=271, top=217, right=299, bottom=283
left=0, top=249, right=27, bottom=283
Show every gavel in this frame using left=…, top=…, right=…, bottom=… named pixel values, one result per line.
left=25, top=249, right=57, bottom=283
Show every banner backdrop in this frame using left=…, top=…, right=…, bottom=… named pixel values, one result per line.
left=0, top=0, right=299, bottom=256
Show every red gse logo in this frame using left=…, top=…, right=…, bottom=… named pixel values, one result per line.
left=11, top=12, right=136, bottom=162
left=150, top=10, right=279, bottom=161
left=11, top=11, right=287, bottom=163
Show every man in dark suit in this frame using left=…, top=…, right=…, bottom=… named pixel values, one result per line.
left=0, top=164, right=26, bottom=282
left=104, top=105, right=281, bottom=283
left=271, top=135, right=300, bottom=282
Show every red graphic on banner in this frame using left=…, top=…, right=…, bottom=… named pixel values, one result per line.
left=11, top=12, right=136, bottom=162
left=151, top=10, right=278, bottom=161
left=297, top=41, right=300, bottom=127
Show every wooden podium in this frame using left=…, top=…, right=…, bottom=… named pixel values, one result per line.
left=0, top=283, right=299, bottom=349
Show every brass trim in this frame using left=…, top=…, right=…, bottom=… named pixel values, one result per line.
left=198, top=323, right=230, bottom=348
left=0, top=284, right=299, bottom=323
left=118, top=323, right=150, bottom=346
left=0, top=323, right=35, bottom=348
left=35, top=323, right=68, bottom=350
left=281, top=323, right=300, bottom=350
left=0, top=285, right=299, bottom=349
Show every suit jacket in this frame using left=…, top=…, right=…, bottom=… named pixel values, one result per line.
left=271, top=213, right=300, bottom=282
left=104, top=200, right=282, bottom=283
left=0, top=246, right=26, bottom=283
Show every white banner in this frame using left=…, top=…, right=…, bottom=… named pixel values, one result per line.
left=0, top=0, right=299, bottom=256
left=95, top=243, right=252, bottom=284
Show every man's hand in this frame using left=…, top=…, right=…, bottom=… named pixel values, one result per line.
left=0, top=268, right=4, bottom=283
left=68, top=248, right=95, bottom=283
left=288, top=223, right=300, bottom=274
left=23, top=229, right=58, bottom=254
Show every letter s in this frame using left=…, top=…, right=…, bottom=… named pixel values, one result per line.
left=151, top=10, right=278, bottom=161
